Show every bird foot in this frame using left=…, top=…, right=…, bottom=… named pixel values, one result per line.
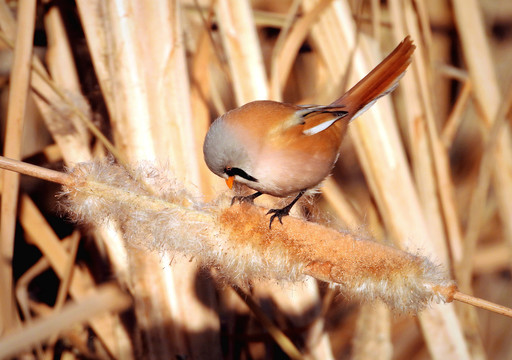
left=266, top=206, right=293, bottom=229
left=265, top=190, right=306, bottom=229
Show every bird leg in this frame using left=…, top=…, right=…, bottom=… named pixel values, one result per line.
left=231, top=191, right=263, bottom=206
left=266, top=190, right=305, bottom=229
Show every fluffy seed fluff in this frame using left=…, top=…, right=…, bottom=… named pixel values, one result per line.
left=60, top=160, right=457, bottom=313
left=60, top=160, right=302, bottom=284
left=328, top=254, right=455, bottom=311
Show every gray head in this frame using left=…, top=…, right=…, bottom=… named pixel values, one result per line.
left=203, top=115, right=258, bottom=185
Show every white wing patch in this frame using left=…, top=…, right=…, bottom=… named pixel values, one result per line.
left=303, top=118, right=339, bottom=136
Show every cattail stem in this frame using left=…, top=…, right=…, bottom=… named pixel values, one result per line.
left=452, top=291, right=512, bottom=318
left=0, top=156, right=71, bottom=186
left=1, top=156, right=512, bottom=318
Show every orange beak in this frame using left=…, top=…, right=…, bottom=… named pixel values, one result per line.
left=225, top=176, right=234, bottom=189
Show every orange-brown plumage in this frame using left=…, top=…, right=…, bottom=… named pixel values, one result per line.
left=331, top=36, right=415, bottom=110
left=203, top=37, right=415, bottom=227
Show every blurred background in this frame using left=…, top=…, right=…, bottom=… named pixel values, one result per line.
left=0, top=0, right=511, bottom=359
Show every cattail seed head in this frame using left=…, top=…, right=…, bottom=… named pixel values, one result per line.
left=60, top=160, right=456, bottom=312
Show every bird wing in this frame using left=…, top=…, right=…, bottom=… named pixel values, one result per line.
left=299, top=36, right=415, bottom=136
left=295, top=105, right=349, bottom=136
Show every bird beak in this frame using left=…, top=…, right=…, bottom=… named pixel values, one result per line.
left=225, top=176, right=234, bottom=189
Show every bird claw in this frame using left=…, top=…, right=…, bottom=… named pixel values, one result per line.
left=266, top=207, right=290, bottom=229
left=265, top=190, right=306, bottom=229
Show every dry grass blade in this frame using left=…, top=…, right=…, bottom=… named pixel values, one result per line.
left=473, top=242, right=511, bottom=274
left=387, top=2, right=472, bottom=357
left=322, top=177, right=362, bottom=228
left=0, top=29, right=121, bottom=165
left=44, top=231, right=81, bottom=356
left=14, top=256, right=51, bottom=359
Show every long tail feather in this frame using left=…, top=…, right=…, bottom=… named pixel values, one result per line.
left=330, top=36, right=415, bottom=118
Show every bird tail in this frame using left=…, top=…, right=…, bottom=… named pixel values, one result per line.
left=330, top=36, right=415, bottom=120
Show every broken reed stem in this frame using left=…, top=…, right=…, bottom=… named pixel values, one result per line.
left=0, top=156, right=511, bottom=318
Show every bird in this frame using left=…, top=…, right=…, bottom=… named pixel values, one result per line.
left=203, top=36, right=415, bottom=229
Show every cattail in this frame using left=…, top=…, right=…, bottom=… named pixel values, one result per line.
left=60, top=159, right=457, bottom=313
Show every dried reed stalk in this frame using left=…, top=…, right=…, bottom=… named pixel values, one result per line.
left=0, top=3, right=94, bottom=164
left=0, top=2, right=134, bottom=356
left=0, top=0, right=36, bottom=332
left=450, top=2, right=512, bottom=358
left=386, top=1, right=474, bottom=357
left=352, top=302, right=392, bottom=360
left=18, top=194, right=128, bottom=357
left=216, top=0, right=268, bottom=103
left=452, top=0, right=512, bottom=289
left=302, top=0, right=473, bottom=358
left=75, top=1, right=222, bottom=358
left=1, top=0, right=511, bottom=358
left=270, top=0, right=332, bottom=100
left=0, top=283, right=131, bottom=359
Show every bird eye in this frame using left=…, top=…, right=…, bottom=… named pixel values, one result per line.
left=224, top=167, right=258, bottom=182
